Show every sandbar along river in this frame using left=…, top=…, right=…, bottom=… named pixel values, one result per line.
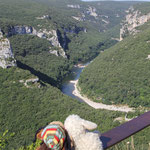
left=61, top=62, right=89, bottom=102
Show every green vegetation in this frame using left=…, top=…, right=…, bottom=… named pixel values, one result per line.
left=9, top=35, right=72, bottom=86
left=0, top=0, right=149, bottom=149
left=18, top=140, right=41, bottom=150
left=0, top=0, right=132, bottom=86
left=0, top=0, right=132, bottom=64
left=0, top=0, right=131, bottom=87
left=112, top=132, right=150, bottom=150
left=0, top=67, right=122, bottom=149
left=79, top=23, right=150, bottom=108
left=0, top=130, right=15, bottom=149
left=134, top=2, right=150, bottom=15
left=1, top=67, right=149, bottom=149
left=67, top=30, right=117, bottom=62
left=20, top=131, right=150, bottom=150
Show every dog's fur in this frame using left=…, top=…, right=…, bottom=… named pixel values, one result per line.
left=36, top=115, right=103, bottom=150
left=64, top=115, right=103, bottom=150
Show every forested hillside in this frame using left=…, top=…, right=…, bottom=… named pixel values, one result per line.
left=79, top=6, right=150, bottom=108
left=0, top=0, right=150, bottom=149
left=0, top=67, right=124, bottom=149
left=0, top=0, right=132, bottom=85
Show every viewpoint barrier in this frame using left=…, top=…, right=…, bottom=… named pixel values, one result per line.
left=100, top=111, right=150, bottom=149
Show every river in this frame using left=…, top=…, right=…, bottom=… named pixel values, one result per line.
left=61, top=62, right=89, bottom=102
left=61, top=62, right=133, bottom=112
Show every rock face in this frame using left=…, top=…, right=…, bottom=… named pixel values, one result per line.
left=0, top=29, right=16, bottom=68
left=36, top=15, right=50, bottom=20
left=8, top=26, right=33, bottom=36
left=19, top=77, right=40, bottom=88
left=47, top=30, right=62, bottom=47
left=72, top=13, right=85, bottom=22
left=49, top=50, right=59, bottom=56
left=67, top=4, right=80, bottom=9
left=4, top=25, right=85, bottom=58
left=7, top=26, right=67, bottom=58
left=36, top=29, right=67, bottom=58
left=102, top=19, right=109, bottom=24
left=72, top=16, right=83, bottom=21
left=87, top=6, right=98, bottom=18
left=120, top=7, right=150, bottom=41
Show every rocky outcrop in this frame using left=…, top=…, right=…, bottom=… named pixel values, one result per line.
left=146, top=55, right=150, bottom=60
left=19, top=77, right=40, bottom=88
left=8, top=26, right=33, bottom=36
left=102, top=19, right=109, bottom=25
left=0, top=29, right=16, bottom=68
left=46, top=30, right=62, bottom=47
left=37, top=29, right=67, bottom=57
left=49, top=50, right=59, bottom=56
left=7, top=26, right=67, bottom=58
left=67, top=4, right=80, bottom=9
left=72, top=16, right=83, bottom=21
left=36, top=15, right=50, bottom=20
left=0, top=30, right=3, bottom=38
left=87, top=6, right=98, bottom=18
left=72, top=13, right=85, bottom=22
left=5, top=25, right=85, bottom=58
left=120, top=7, right=150, bottom=41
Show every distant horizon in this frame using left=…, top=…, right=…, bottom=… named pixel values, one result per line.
left=82, top=0, right=150, bottom=1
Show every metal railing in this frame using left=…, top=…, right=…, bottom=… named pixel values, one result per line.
left=100, top=111, right=150, bottom=149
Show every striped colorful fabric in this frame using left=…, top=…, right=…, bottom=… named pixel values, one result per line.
left=41, top=124, right=66, bottom=150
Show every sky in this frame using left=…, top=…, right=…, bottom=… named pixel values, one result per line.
left=82, top=0, right=150, bottom=1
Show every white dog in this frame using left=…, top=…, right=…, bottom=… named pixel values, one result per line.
left=64, top=115, right=103, bottom=150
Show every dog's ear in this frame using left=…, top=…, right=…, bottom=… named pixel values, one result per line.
left=82, top=119, right=97, bottom=130
left=36, top=129, right=43, bottom=140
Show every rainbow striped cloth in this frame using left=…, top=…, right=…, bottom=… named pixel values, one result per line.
left=41, top=124, right=66, bottom=150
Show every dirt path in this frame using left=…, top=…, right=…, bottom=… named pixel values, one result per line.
left=70, top=80, right=134, bottom=112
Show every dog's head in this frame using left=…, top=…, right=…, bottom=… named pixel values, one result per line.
left=64, top=115, right=97, bottom=138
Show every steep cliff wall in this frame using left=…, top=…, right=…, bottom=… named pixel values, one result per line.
left=6, top=25, right=86, bottom=58
left=0, top=30, right=16, bottom=68
left=120, top=7, right=150, bottom=41
left=87, top=6, right=98, bottom=18
left=7, top=26, right=67, bottom=58
left=67, top=4, right=80, bottom=9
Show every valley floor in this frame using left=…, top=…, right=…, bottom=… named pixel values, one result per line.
left=71, top=80, right=134, bottom=112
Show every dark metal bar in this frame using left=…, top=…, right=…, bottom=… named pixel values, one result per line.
left=100, top=111, right=150, bottom=149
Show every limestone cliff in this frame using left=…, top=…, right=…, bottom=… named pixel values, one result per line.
left=6, top=25, right=86, bottom=58
left=120, top=7, right=150, bottom=41
left=36, top=15, right=50, bottom=20
left=87, top=6, right=98, bottom=18
left=7, top=26, right=67, bottom=58
left=8, top=26, right=33, bottom=36
left=71, top=6, right=98, bottom=22
left=35, top=28, right=67, bottom=58
left=2, top=23, right=86, bottom=59
left=19, top=77, right=40, bottom=88
left=0, top=30, right=16, bottom=68
left=67, top=4, right=80, bottom=9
